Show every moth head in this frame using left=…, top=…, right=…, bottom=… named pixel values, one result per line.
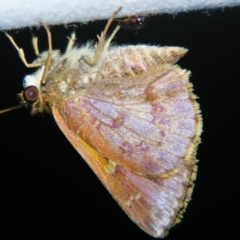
left=19, top=63, right=48, bottom=114
left=22, top=66, right=44, bottom=103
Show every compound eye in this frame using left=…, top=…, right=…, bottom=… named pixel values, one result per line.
left=23, top=86, right=39, bottom=102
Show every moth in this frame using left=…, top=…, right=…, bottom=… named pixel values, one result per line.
left=5, top=7, right=202, bottom=238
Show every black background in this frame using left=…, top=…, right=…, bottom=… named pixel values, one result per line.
left=0, top=7, right=239, bottom=239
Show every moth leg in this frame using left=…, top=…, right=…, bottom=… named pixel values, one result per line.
left=39, top=22, right=53, bottom=84
left=81, top=6, right=122, bottom=66
left=32, top=34, right=40, bottom=57
left=65, top=31, right=77, bottom=53
left=103, top=25, right=121, bottom=51
left=5, top=32, right=43, bottom=68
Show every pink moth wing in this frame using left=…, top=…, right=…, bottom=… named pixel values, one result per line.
left=47, top=46, right=202, bottom=237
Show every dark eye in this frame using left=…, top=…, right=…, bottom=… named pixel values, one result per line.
left=23, top=86, right=39, bottom=102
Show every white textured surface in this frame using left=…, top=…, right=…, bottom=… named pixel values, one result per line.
left=0, top=0, right=240, bottom=30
